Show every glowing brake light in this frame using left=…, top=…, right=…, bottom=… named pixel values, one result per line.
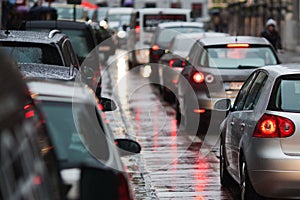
left=169, top=59, right=186, bottom=68
left=253, top=114, right=295, bottom=138
left=192, top=72, right=205, bottom=83
left=152, top=44, right=160, bottom=51
left=227, top=43, right=250, bottom=48
left=135, top=25, right=140, bottom=34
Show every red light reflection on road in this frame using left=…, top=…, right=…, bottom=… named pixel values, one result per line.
left=135, top=107, right=141, bottom=137
left=171, top=119, right=178, bottom=171
left=194, top=157, right=209, bottom=200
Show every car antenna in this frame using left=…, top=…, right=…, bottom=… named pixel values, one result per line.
left=235, top=32, right=239, bottom=43
left=4, top=29, right=10, bottom=37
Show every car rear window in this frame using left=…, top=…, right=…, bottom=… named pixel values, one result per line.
left=143, top=14, right=187, bottom=32
left=157, top=27, right=203, bottom=47
left=40, top=101, right=110, bottom=167
left=0, top=43, right=63, bottom=65
left=269, top=75, right=300, bottom=112
left=203, top=47, right=278, bottom=69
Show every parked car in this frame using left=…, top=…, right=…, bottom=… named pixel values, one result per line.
left=215, top=64, right=300, bottom=199
left=0, top=30, right=79, bottom=68
left=127, top=8, right=191, bottom=67
left=27, top=79, right=141, bottom=199
left=177, top=36, right=280, bottom=135
left=0, top=51, right=63, bottom=200
left=158, top=32, right=229, bottom=102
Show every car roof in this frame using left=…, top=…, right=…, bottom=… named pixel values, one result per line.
left=261, top=64, right=300, bottom=77
left=26, top=20, right=91, bottom=30
left=137, top=8, right=190, bottom=14
left=0, top=30, right=66, bottom=44
left=158, top=22, right=204, bottom=28
left=199, top=36, right=271, bottom=46
left=173, top=32, right=229, bottom=41
left=107, top=7, right=134, bottom=14
left=19, top=63, right=78, bottom=81
left=27, top=79, right=97, bottom=104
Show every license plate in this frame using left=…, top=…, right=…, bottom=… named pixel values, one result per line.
left=229, top=82, right=244, bottom=90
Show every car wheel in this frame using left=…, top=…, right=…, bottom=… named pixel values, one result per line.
left=220, top=140, right=231, bottom=186
left=240, top=157, right=264, bottom=200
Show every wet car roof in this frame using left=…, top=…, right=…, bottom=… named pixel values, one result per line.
left=158, top=22, right=204, bottom=28
left=27, top=79, right=96, bottom=103
left=19, top=63, right=78, bottom=81
left=199, top=36, right=270, bottom=46
left=26, top=20, right=92, bottom=30
left=0, top=30, right=66, bottom=44
left=261, top=63, right=300, bottom=77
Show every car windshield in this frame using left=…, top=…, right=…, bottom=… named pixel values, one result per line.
left=273, top=77, right=300, bottom=112
left=205, top=47, right=278, bottom=69
left=0, top=43, right=63, bottom=65
left=55, top=7, right=84, bottom=20
left=61, top=29, right=94, bottom=59
left=40, top=101, right=110, bottom=167
left=157, top=27, right=204, bottom=47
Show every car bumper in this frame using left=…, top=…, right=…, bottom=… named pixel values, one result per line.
left=246, top=139, right=300, bottom=199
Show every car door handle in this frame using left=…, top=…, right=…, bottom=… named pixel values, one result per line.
left=230, top=122, right=234, bottom=126
left=241, top=123, right=246, bottom=127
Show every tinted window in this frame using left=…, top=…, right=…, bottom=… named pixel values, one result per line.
left=55, top=7, right=84, bottom=20
left=205, top=47, right=278, bottom=69
left=270, top=76, right=300, bottom=112
left=243, top=72, right=267, bottom=110
left=157, top=27, right=203, bottom=46
left=143, top=14, right=187, bottom=32
left=0, top=43, right=63, bottom=65
left=233, top=72, right=258, bottom=111
left=40, top=101, right=110, bottom=167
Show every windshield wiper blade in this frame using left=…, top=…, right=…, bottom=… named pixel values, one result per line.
left=237, top=65, right=258, bottom=69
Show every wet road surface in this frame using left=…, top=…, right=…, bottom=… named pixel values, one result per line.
left=101, top=50, right=239, bottom=200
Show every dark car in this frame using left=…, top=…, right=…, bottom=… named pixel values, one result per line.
left=149, top=22, right=205, bottom=82
left=0, top=52, right=63, bottom=199
left=0, top=30, right=79, bottom=68
left=25, top=20, right=103, bottom=96
left=25, top=20, right=98, bottom=65
left=177, top=36, right=280, bottom=135
left=215, top=64, right=300, bottom=199
left=27, top=79, right=141, bottom=199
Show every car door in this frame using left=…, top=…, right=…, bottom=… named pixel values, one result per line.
left=225, top=72, right=258, bottom=176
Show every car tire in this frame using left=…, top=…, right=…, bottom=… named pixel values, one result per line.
left=220, top=140, right=231, bottom=187
left=240, top=157, right=264, bottom=200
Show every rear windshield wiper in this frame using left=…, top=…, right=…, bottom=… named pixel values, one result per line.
left=237, top=65, right=258, bottom=69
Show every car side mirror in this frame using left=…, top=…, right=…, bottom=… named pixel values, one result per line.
left=99, top=97, right=117, bottom=111
left=115, top=138, right=141, bottom=156
left=214, top=98, right=231, bottom=112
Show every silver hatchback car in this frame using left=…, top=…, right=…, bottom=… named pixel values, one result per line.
left=215, top=64, right=300, bottom=199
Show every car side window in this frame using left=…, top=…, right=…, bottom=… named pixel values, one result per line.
left=187, top=42, right=200, bottom=66
left=232, top=72, right=258, bottom=111
left=243, top=72, right=268, bottom=110
left=62, top=40, right=79, bottom=68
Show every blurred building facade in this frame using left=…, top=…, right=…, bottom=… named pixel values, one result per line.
left=209, top=0, right=300, bottom=51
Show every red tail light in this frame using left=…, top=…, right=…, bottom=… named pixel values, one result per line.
left=135, top=25, right=140, bottom=34
left=169, top=59, right=185, bottom=68
left=152, top=44, right=160, bottom=51
left=117, top=173, right=131, bottom=200
left=192, top=72, right=205, bottom=83
left=24, top=104, right=35, bottom=119
left=253, top=114, right=295, bottom=138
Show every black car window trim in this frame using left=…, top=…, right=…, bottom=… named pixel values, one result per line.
left=243, top=71, right=268, bottom=111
